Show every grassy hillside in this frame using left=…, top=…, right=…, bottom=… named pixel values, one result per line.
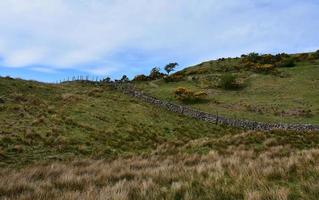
left=1, top=55, right=319, bottom=199
left=134, top=52, right=319, bottom=124
left=0, top=77, right=235, bottom=167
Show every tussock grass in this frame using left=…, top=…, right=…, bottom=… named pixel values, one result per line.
left=1, top=145, right=319, bottom=199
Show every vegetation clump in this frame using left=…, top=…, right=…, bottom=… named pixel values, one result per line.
left=0, top=97, right=4, bottom=104
left=163, top=74, right=184, bottom=82
left=102, top=77, right=112, bottom=83
left=275, top=57, right=296, bottom=68
left=313, top=50, right=319, bottom=59
left=219, top=73, right=243, bottom=90
left=120, top=75, right=130, bottom=83
left=133, top=74, right=149, bottom=82
left=133, top=65, right=169, bottom=82
left=174, top=87, right=207, bottom=103
left=149, top=67, right=165, bottom=80
left=241, top=52, right=297, bottom=72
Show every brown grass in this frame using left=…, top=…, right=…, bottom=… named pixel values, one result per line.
left=1, top=145, right=319, bottom=200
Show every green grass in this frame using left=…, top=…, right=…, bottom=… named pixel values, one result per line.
left=1, top=75, right=319, bottom=199
left=134, top=59, right=319, bottom=124
left=0, top=77, right=237, bottom=167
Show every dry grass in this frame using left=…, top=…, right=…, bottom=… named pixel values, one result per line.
left=1, top=145, right=319, bottom=200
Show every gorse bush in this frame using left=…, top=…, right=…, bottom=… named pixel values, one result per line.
left=240, top=52, right=296, bottom=72
left=219, top=74, right=242, bottom=90
left=253, top=64, right=276, bottom=73
left=174, top=87, right=207, bottom=103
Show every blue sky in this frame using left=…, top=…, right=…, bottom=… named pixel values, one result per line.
left=0, top=0, right=318, bottom=82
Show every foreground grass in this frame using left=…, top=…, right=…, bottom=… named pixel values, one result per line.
left=135, top=60, right=319, bottom=124
left=1, top=142, right=319, bottom=200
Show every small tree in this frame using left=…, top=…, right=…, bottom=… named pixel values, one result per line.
left=120, top=75, right=129, bottom=83
left=149, top=67, right=164, bottom=80
left=103, top=77, right=112, bottom=83
left=164, top=63, right=178, bottom=75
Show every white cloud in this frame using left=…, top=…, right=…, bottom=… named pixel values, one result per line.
left=0, top=0, right=318, bottom=76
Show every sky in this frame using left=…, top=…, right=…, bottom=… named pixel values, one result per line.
left=0, top=0, right=318, bottom=82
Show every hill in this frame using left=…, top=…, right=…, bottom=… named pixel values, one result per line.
left=134, top=51, right=319, bottom=124
left=1, top=51, right=319, bottom=199
left=0, top=77, right=233, bottom=167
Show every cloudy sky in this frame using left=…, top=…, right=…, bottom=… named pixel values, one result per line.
left=0, top=0, right=318, bottom=82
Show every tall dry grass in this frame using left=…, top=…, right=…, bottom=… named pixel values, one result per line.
left=1, top=145, right=319, bottom=200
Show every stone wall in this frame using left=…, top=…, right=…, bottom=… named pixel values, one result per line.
left=114, top=84, right=319, bottom=132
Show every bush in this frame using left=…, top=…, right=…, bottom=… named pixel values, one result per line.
left=149, top=67, right=165, bottom=80
left=253, top=64, right=276, bottom=72
left=102, top=77, right=112, bottom=83
left=241, top=53, right=294, bottom=72
left=133, top=74, right=149, bottom=82
left=296, top=53, right=310, bottom=62
left=276, top=58, right=296, bottom=68
left=120, top=75, right=129, bottom=83
left=219, top=74, right=242, bottom=90
left=245, top=52, right=260, bottom=63
left=174, top=87, right=207, bottom=103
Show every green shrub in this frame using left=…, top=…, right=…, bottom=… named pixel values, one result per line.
left=276, top=58, right=296, bottom=68
left=219, top=74, right=242, bottom=90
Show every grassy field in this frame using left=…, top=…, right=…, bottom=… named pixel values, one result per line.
left=1, top=63, right=319, bottom=199
left=134, top=58, right=319, bottom=124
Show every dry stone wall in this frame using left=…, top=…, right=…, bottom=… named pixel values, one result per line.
left=113, top=84, right=319, bottom=132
